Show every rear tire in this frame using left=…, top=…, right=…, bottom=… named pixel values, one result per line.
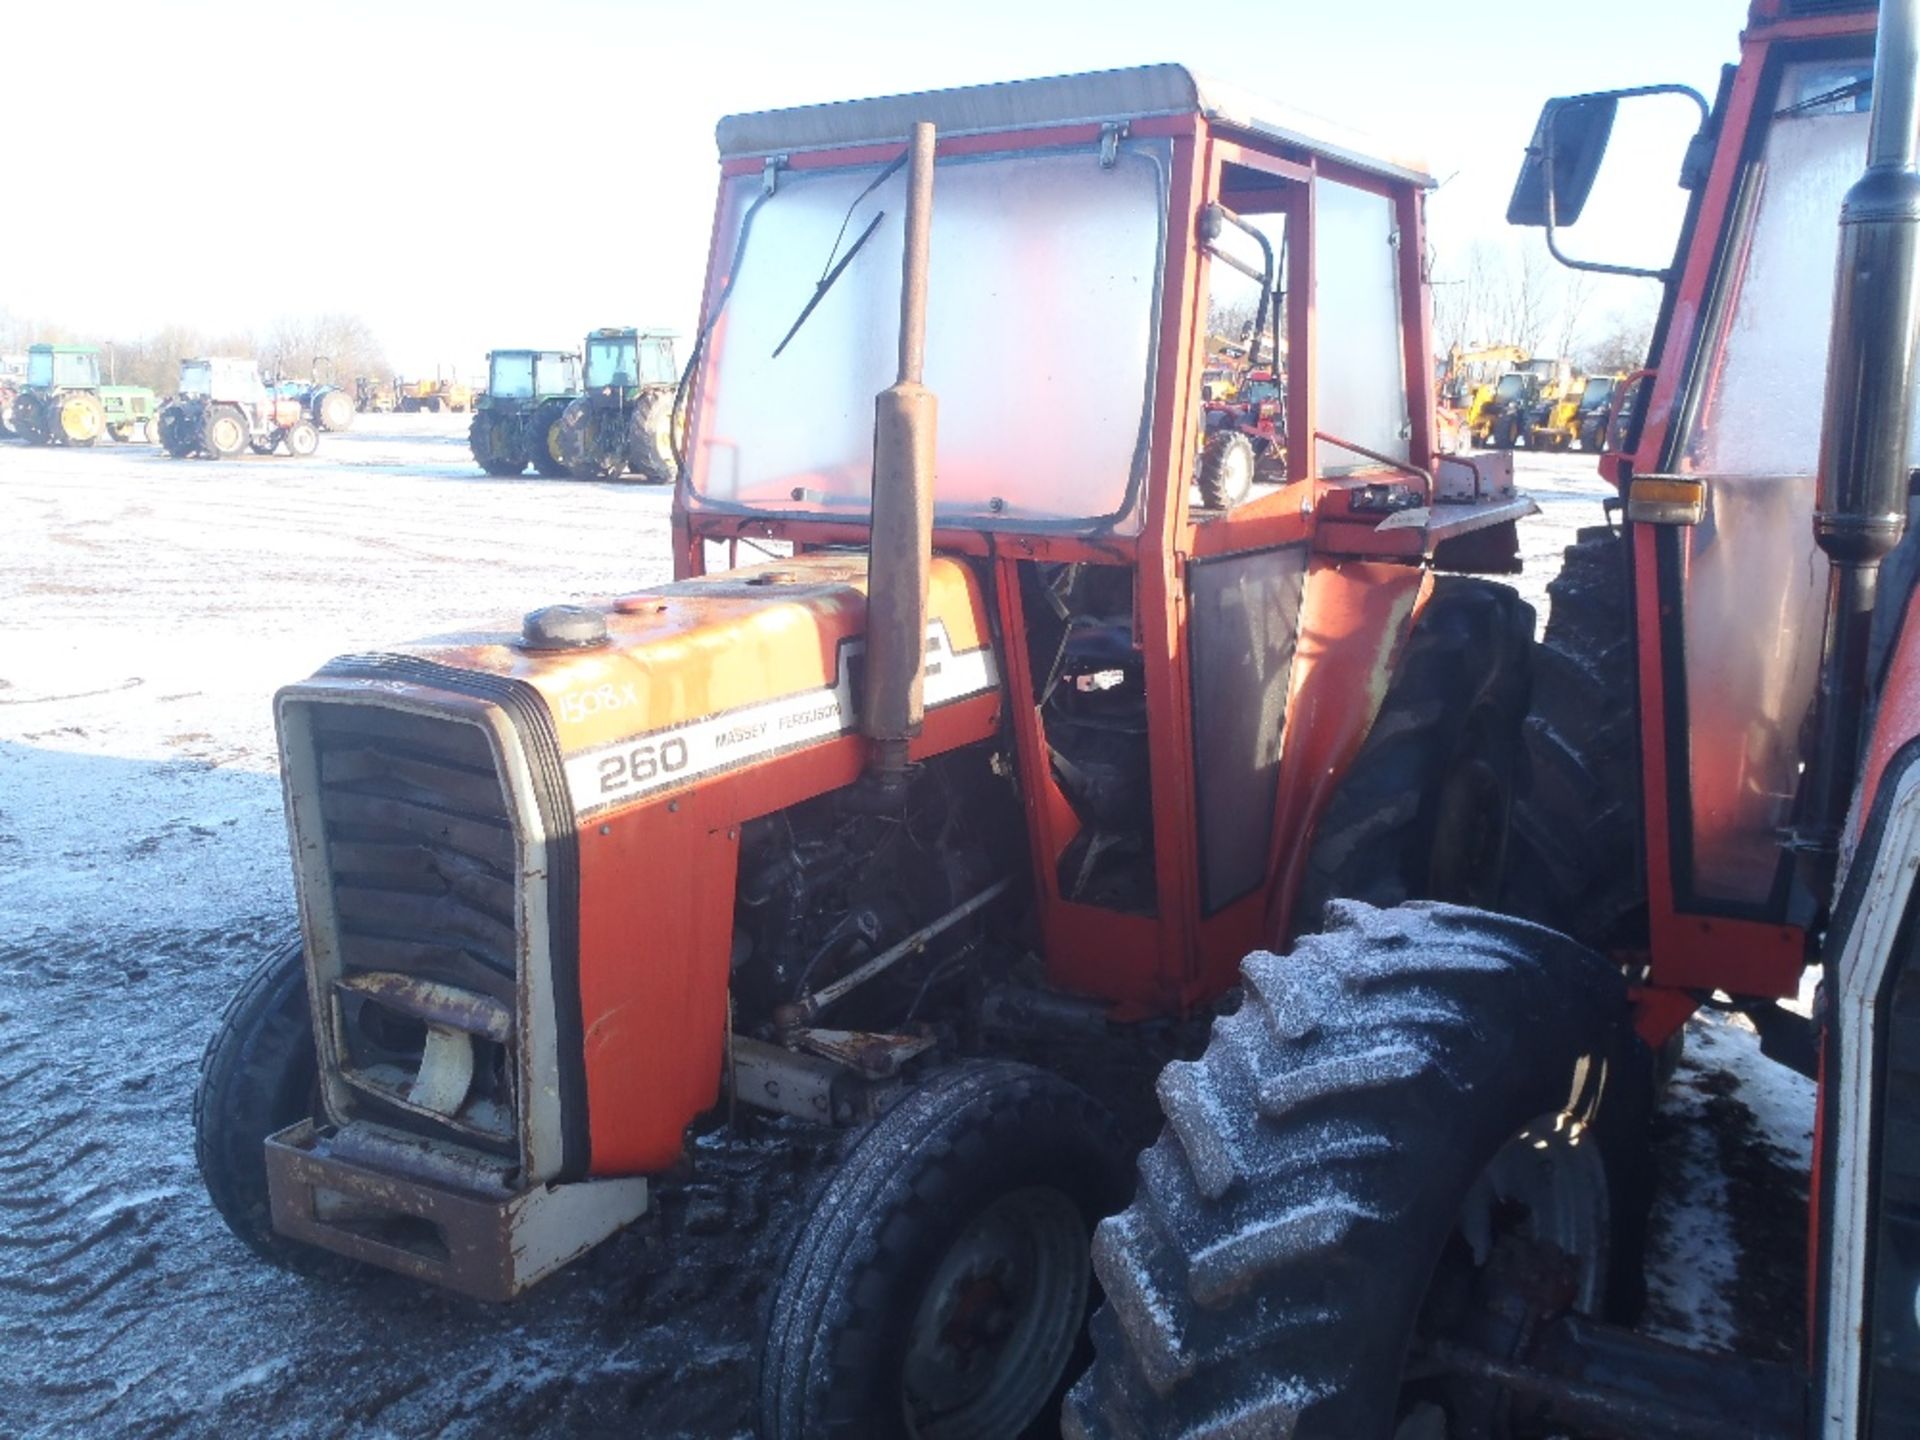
left=59, top=392, right=106, bottom=446
left=627, top=385, right=679, bottom=482
left=1065, top=901, right=1652, bottom=1440
left=204, top=405, right=249, bottom=459
left=757, top=1060, right=1131, bottom=1439
left=469, top=410, right=526, bottom=475
left=556, top=400, right=624, bottom=480
left=316, top=389, right=354, bottom=432
left=1294, top=578, right=1533, bottom=933
left=1504, top=525, right=1647, bottom=950
left=529, top=399, right=572, bottom=477
left=194, top=940, right=352, bottom=1277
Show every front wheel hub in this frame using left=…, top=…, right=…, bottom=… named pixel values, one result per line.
left=902, top=1185, right=1090, bottom=1438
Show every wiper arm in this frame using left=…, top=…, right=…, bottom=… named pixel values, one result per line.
left=771, top=146, right=910, bottom=359
left=772, top=210, right=886, bottom=358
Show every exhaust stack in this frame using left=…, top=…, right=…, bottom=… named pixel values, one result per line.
left=860, top=120, right=938, bottom=800
left=1803, top=0, right=1920, bottom=890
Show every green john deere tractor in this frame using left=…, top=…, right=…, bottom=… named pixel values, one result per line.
left=12, top=344, right=160, bottom=447
left=469, top=348, right=581, bottom=477
left=553, top=327, right=678, bottom=481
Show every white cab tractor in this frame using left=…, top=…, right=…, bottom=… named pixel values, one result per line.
left=158, top=357, right=320, bottom=460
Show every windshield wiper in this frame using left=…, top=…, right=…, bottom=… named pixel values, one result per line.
left=772, top=211, right=887, bottom=358
left=771, top=148, right=910, bottom=359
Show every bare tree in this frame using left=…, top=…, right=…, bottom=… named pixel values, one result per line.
left=1575, top=305, right=1658, bottom=374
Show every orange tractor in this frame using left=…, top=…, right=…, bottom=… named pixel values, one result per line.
left=194, top=66, right=1539, bottom=1436
left=1070, top=3, right=1920, bottom=1437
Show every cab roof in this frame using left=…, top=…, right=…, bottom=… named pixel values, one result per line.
left=715, top=62, right=1432, bottom=188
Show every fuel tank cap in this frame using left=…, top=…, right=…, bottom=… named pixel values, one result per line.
left=522, top=604, right=609, bottom=651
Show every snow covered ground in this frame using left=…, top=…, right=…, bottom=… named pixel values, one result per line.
left=0, top=425, right=1814, bottom=1434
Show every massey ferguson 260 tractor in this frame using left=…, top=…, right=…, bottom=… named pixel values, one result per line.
left=194, top=68, right=1540, bottom=1437
left=1071, top=3, right=1920, bottom=1437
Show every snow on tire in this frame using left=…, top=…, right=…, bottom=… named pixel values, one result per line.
left=1063, top=900, right=1651, bottom=1440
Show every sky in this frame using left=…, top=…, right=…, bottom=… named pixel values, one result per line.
left=5, top=0, right=1750, bottom=375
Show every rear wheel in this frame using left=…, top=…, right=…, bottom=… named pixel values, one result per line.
left=469, top=410, right=526, bottom=475
left=556, top=400, right=624, bottom=480
left=1065, top=901, right=1651, bottom=1440
left=1294, top=578, right=1533, bottom=932
left=627, top=386, right=678, bottom=482
left=316, top=389, right=353, bottom=432
left=158, top=405, right=196, bottom=457
left=204, top=405, right=249, bottom=459
left=194, top=941, right=351, bottom=1276
left=757, top=1060, right=1131, bottom=1439
left=59, top=392, right=106, bottom=446
left=1504, top=525, right=1646, bottom=951
left=528, top=400, right=570, bottom=477
left=1195, top=430, right=1255, bottom=509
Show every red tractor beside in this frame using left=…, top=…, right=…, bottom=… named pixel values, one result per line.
left=192, top=64, right=1536, bottom=1438
left=1071, top=3, right=1920, bottom=1437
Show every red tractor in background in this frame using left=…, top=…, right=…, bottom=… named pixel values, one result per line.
left=192, top=63, right=1540, bottom=1439
left=1199, top=365, right=1286, bottom=506
left=1071, top=2, right=1920, bottom=1437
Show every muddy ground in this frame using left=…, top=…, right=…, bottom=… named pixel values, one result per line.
left=0, top=420, right=1813, bottom=1436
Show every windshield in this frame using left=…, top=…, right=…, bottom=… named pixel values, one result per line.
left=39, top=351, right=97, bottom=388
left=687, top=140, right=1169, bottom=531
left=1493, top=373, right=1527, bottom=401
left=535, top=353, right=577, bottom=395
left=1242, top=379, right=1281, bottom=404
left=585, top=338, right=637, bottom=389
left=179, top=362, right=211, bottom=396
left=490, top=352, right=535, bottom=399
left=1580, top=377, right=1614, bottom=408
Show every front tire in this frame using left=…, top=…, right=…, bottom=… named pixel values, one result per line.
left=1066, top=901, right=1651, bottom=1440
left=193, top=940, right=347, bottom=1275
left=757, top=1060, right=1131, bottom=1439
left=286, top=420, right=319, bottom=457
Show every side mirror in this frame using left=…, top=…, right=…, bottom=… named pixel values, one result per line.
left=1507, top=95, right=1618, bottom=228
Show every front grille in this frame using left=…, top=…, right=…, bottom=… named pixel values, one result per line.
left=306, top=704, right=521, bottom=1155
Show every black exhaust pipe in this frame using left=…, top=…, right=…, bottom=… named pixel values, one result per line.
left=860, top=121, right=937, bottom=802
left=1801, top=0, right=1920, bottom=895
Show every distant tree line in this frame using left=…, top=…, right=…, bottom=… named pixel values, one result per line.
left=1428, top=235, right=1656, bottom=376
left=0, top=307, right=391, bottom=394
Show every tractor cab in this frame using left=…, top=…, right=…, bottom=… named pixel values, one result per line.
left=485, top=347, right=579, bottom=401
left=582, top=328, right=675, bottom=396
left=25, top=344, right=99, bottom=392
left=676, top=63, right=1536, bottom=1009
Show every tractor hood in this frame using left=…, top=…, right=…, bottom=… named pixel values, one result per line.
left=280, top=551, right=1000, bottom=824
